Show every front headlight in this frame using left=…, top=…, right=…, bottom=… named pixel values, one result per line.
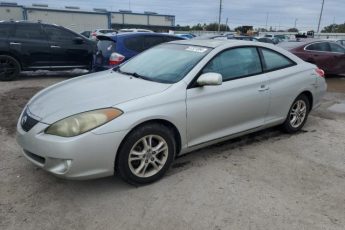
left=45, top=108, right=123, bottom=137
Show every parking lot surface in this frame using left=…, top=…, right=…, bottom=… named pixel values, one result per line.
left=1, top=73, right=345, bottom=230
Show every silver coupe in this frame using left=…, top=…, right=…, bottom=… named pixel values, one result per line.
left=17, top=40, right=327, bottom=184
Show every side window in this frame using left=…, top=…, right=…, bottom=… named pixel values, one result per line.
left=143, top=36, right=166, bottom=49
left=202, top=47, right=262, bottom=81
left=305, top=42, right=330, bottom=52
left=329, top=43, right=345, bottom=53
left=124, top=37, right=144, bottom=52
left=43, top=26, right=76, bottom=43
left=14, top=24, right=46, bottom=40
left=261, top=48, right=294, bottom=71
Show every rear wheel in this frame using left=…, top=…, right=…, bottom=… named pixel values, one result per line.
left=0, top=55, right=21, bottom=81
left=116, top=123, right=176, bottom=185
left=282, top=94, right=310, bottom=133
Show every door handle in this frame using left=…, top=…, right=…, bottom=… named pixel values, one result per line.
left=10, top=42, right=21, bottom=45
left=258, top=85, right=269, bottom=92
left=50, top=45, right=61, bottom=48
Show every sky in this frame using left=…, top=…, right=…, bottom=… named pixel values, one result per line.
left=15, top=0, right=345, bottom=31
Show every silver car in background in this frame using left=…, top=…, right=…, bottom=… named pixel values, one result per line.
left=17, top=40, right=327, bottom=185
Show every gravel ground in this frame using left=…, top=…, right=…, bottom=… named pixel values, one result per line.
left=1, top=72, right=345, bottom=230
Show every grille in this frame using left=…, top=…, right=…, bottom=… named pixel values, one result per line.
left=24, top=150, right=46, bottom=165
left=21, top=109, right=39, bottom=132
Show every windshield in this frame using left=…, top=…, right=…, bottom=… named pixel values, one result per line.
left=118, top=44, right=211, bottom=83
left=97, top=39, right=116, bottom=57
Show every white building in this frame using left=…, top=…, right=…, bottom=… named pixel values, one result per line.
left=0, top=2, right=175, bottom=32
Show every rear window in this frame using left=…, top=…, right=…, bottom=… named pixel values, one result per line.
left=97, top=40, right=116, bottom=57
left=261, top=48, right=295, bottom=71
left=124, top=37, right=144, bottom=52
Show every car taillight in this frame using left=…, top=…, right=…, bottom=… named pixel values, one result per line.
left=315, top=68, right=325, bottom=78
left=109, top=52, right=125, bottom=66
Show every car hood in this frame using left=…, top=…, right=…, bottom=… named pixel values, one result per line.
left=27, top=70, right=171, bottom=124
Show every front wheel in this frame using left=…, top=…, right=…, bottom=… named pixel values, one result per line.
left=282, top=94, right=310, bottom=133
left=116, top=123, right=176, bottom=185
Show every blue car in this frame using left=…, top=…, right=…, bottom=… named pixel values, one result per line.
left=94, top=32, right=184, bottom=71
left=175, top=33, right=196, bottom=39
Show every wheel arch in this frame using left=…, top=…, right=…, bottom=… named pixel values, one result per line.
left=0, top=52, right=23, bottom=70
left=299, top=90, right=313, bottom=111
left=114, top=119, right=182, bottom=171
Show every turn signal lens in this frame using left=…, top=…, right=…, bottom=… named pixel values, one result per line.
left=46, top=108, right=123, bottom=137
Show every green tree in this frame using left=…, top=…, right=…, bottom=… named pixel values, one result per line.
left=205, top=23, right=229, bottom=31
left=287, top=28, right=299, bottom=32
left=322, top=23, right=345, bottom=33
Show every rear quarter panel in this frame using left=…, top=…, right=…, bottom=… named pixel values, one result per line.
left=265, top=63, right=318, bottom=124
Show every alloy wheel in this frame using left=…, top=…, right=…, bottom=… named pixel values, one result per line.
left=128, top=135, right=169, bottom=178
left=289, top=100, right=307, bottom=128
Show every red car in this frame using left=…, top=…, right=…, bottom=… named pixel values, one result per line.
left=279, top=40, right=345, bottom=75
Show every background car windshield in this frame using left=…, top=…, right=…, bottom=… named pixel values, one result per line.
left=119, top=44, right=211, bottom=83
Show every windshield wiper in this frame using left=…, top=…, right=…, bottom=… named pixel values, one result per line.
left=131, top=72, right=149, bottom=80
left=115, top=68, right=151, bottom=81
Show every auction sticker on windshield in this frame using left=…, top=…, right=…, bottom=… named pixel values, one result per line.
left=185, top=46, right=208, bottom=53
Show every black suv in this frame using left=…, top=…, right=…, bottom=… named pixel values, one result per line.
left=0, top=21, right=96, bottom=81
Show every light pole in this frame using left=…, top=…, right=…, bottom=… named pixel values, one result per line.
left=317, top=0, right=325, bottom=33
left=294, top=18, right=298, bottom=29
left=218, top=0, right=223, bottom=32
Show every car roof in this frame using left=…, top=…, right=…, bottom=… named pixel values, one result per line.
left=170, top=39, right=262, bottom=48
left=97, top=32, right=182, bottom=41
left=278, top=39, right=342, bottom=50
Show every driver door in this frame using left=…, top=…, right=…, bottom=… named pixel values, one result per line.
left=186, top=47, right=270, bottom=147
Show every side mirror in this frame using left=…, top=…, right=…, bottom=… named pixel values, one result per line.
left=196, top=72, right=222, bottom=86
left=73, top=37, right=84, bottom=44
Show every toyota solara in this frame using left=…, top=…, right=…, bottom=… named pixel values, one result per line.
left=17, top=40, right=327, bottom=185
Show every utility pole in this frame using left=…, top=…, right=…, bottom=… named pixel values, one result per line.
left=265, top=12, right=269, bottom=31
left=218, top=0, right=222, bottom=32
left=317, top=0, right=325, bottom=33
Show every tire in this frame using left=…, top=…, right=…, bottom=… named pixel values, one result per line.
left=116, top=123, right=176, bottom=185
left=0, top=55, right=21, bottom=81
left=282, top=94, right=310, bottom=133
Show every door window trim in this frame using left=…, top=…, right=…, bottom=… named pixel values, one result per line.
left=188, top=46, right=264, bottom=89
left=304, top=41, right=345, bottom=54
left=188, top=45, right=295, bottom=89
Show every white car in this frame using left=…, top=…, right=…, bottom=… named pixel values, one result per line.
left=119, top=28, right=154, bottom=33
left=91, top=29, right=117, bottom=40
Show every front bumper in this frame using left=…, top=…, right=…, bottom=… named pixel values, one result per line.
left=16, top=120, right=128, bottom=180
